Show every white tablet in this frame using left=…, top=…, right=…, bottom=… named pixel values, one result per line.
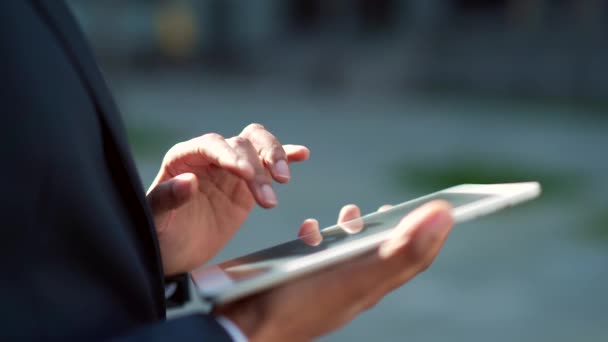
left=192, top=182, right=541, bottom=305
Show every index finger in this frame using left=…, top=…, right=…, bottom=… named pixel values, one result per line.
left=283, top=144, right=310, bottom=162
left=173, top=133, right=254, bottom=180
left=240, top=123, right=290, bottom=183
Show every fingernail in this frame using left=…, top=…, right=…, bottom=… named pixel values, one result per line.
left=273, top=160, right=290, bottom=180
left=259, top=184, right=277, bottom=206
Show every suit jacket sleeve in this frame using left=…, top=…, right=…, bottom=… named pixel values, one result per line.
left=0, top=1, right=232, bottom=341
left=109, top=315, right=232, bottom=342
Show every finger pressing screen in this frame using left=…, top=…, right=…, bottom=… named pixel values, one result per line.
left=377, top=204, right=393, bottom=212
left=298, top=218, right=323, bottom=246
left=337, top=204, right=364, bottom=234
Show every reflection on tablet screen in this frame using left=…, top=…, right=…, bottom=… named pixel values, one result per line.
left=218, top=193, right=492, bottom=281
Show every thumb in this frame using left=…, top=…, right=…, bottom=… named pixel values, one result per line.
left=379, top=200, right=453, bottom=261
left=147, top=173, right=197, bottom=215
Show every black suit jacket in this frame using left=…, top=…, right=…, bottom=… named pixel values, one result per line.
left=0, top=1, right=230, bottom=340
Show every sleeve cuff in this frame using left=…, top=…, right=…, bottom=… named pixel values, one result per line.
left=216, top=316, right=249, bottom=342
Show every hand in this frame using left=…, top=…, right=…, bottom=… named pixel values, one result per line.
left=146, top=124, right=309, bottom=276
left=217, top=200, right=454, bottom=342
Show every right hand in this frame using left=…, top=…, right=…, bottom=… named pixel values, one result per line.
left=146, top=124, right=309, bottom=275
left=216, top=200, right=454, bottom=341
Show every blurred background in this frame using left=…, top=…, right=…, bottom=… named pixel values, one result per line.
left=66, top=1, right=607, bottom=341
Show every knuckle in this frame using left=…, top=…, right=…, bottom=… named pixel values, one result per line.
left=246, top=123, right=265, bottom=131
left=168, top=141, right=184, bottom=154
left=230, top=137, right=257, bottom=158
left=242, top=123, right=266, bottom=135
left=263, top=143, right=286, bottom=161
left=230, top=136, right=249, bottom=146
left=164, top=142, right=186, bottom=161
left=201, top=132, right=224, bottom=142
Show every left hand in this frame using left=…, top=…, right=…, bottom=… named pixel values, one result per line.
left=146, top=124, right=309, bottom=276
left=217, top=201, right=454, bottom=341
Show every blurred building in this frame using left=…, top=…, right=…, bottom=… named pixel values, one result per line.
left=67, top=0, right=608, bottom=99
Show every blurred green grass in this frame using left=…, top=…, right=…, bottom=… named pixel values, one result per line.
left=391, top=157, right=608, bottom=242
left=582, top=210, right=608, bottom=244
left=391, top=157, right=581, bottom=200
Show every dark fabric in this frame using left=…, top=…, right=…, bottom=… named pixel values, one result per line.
left=165, top=274, right=192, bottom=309
left=109, top=315, right=233, bottom=342
left=0, top=1, right=230, bottom=341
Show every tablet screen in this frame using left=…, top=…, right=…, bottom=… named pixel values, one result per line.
left=213, top=192, right=493, bottom=282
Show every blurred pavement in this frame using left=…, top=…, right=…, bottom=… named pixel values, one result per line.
left=111, top=72, right=608, bottom=342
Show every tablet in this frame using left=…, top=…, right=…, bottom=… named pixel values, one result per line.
left=191, top=182, right=541, bottom=305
